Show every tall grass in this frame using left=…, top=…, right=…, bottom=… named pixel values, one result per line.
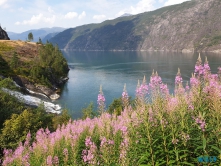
left=2, top=55, right=221, bottom=165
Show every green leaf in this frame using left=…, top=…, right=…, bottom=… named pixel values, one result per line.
left=180, top=161, right=195, bottom=166
left=211, top=146, right=221, bottom=154
left=203, top=136, right=206, bottom=151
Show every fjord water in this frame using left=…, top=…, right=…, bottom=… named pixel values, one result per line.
left=56, top=51, right=221, bottom=119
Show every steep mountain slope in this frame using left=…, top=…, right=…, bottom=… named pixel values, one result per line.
left=50, top=0, right=221, bottom=52
left=8, top=27, right=65, bottom=42
left=42, top=32, right=60, bottom=43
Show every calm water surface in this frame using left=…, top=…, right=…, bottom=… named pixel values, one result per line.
left=55, top=51, right=221, bottom=119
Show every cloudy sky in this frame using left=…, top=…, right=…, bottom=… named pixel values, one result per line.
left=0, top=0, right=189, bottom=33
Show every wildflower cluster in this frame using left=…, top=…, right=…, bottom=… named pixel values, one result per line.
left=2, top=55, right=221, bottom=165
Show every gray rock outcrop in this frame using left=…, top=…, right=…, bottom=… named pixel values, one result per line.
left=0, top=26, right=10, bottom=40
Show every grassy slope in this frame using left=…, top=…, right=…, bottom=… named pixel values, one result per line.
left=0, top=40, right=39, bottom=77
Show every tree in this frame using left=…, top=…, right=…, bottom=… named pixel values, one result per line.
left=9, top=52, right=19, bottom=68
left=28, top=32, right=33, bottom=41
left=38, top=37, right=42, bottom=44
left=0, top=109, right=42, bottom=149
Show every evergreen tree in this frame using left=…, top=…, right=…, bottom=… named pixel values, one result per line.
left=10, top=52, right=19, bottom=68
left=38, top=37, right=42, bottom=44
left=28, top=32, right=34, bottom=41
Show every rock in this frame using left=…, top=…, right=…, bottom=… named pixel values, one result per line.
left=58, top=77, right=69, bottom=84
left=50, top=93, right=60, bottom=100
left=0, top=26, right=10, bottom=40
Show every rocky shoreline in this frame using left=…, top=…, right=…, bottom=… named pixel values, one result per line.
left=12, top=76, right=69, bottom=100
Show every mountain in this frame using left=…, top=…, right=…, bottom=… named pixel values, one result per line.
left=8, top=27, right=65, bottom=42
left=0, top=26, right=10, bottom=40
left=50, top=0, right=221, bottom=52
left=42, top=32, right=60, bottom=43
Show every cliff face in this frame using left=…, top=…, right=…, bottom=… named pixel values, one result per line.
left=0, top=26, right=10, bottom=40
left=139, top=0, right=221, bottom=52
left=50, top=0, right=221, bottom=52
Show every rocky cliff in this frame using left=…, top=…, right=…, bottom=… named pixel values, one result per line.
left=0, top=26, right=10, bottom=40
left=50, top=0, right=221, bottom=52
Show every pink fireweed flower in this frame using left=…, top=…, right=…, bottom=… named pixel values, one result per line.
left=185, top=81, right=190, bottom=91
left=149, top=71, right=162, bottom=89
left=195, top=53, right=204, bottom=75
left=14, top=142, right=24, bottom=158
left=82, top=137, right=97, bottom=164
left=46, top=155, right=53, bottom=165
left=192, top=116, right=206, bottom=132
left=218, top=66, right=221, bottom=78
left=175, top=68, right=186, bottom=95
left=136, top=76, right=148, bottom=99
left=160, top=118, right=168, bottom=128
left=22, top=153, right=30, bottom=166
left=181, top=133, right=190, bottom=142
left=190, top=73, right=200, bottom=87
left=160, top=83, right=169, bottom=97
left=172, top=138, right=179, bottom=145
left=203, top=57, right=210, bottom=75
left=175, top=68, right=183, bottom=85
left=53, top=156, right=59, bottom=165
left=122, top=84, right=129, bottom=107
left=63, top=148, right=68, bottom=156
left=24, top=131, right=31, bottom=147
left=97, top=85, right=106, bottom=113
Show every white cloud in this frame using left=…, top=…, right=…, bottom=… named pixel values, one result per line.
left=130, top=0, right=155, bottom=14
left=18, top=7, right=23, bottom=11
left=164, top=0, right=189, bottom=6
left=93, top=14, right=106, bottom=20
left=0, top=0, right=7, bottom=6
left=15, top=21, right=21, bottom=25
left=116, top=0, right=155, bottom=17
left=15, top=13, right=56, bottom=25
left=48, top=6, right=54, bottom=13
left=78, top=11, right=86, bottom=20
left=64, top=12, right=78, bottom=19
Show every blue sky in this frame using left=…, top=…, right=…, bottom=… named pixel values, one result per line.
left=0, top=0, right=189, bottom=33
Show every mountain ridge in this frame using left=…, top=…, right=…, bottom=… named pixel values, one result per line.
left=8, top=27, right=66, bottom=42
left=50, top=0, right=221, bottom=52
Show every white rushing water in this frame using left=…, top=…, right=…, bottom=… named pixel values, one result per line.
left=2, top=88, right=62, bottom=114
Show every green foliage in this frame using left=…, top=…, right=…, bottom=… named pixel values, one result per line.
left=108, top=98, right=123, bottom=115
left=29, top=43, right=69, bottom=87
left=81, top=102, right=96, bottom=119
left=28, top=32, right=33, bottom=41
left=0, top=90, right=25, bottom=129
left=0, top=109, right=42, bottom=149
left=0, top=54, right=13, bottom=76
left=37, top=37, right=42, bottom=44
left=9, top=52, right=19, bottom=69
left=52, top=109, right=71, bottom=129
left=0, top=77, right=18, bottom=90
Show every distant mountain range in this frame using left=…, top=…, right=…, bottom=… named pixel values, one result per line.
left=8, top=27, right=66, bottom=42
left=49, top=0, right=221, bottom=52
